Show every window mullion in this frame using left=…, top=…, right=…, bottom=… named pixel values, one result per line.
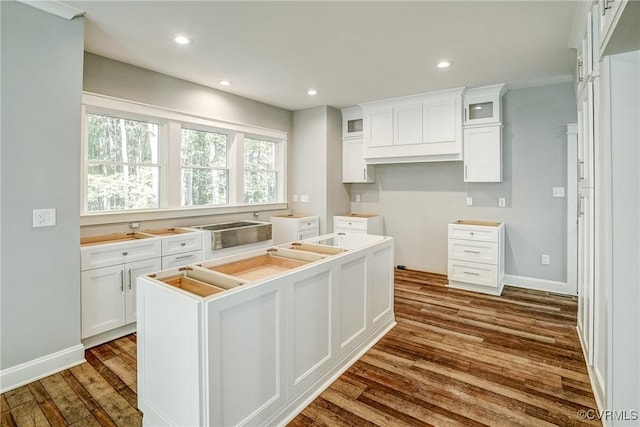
left=231, top=132, right=245, bottom=205
left=165, top=121, right=181, bottom=209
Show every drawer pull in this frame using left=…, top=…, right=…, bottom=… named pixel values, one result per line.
left=463, top=250, right=481, bottom=254
left=120, top=270, right=124, bottom=292
left=180, top=242, right=186, bottom=247
left=122, top=251, right=128, bottom=256
left=469, top=232, right=474, bottom=236
left=128, top=269, right=132, bottom=290
left=175, top=254, right=193, bottom=260
left=463, top=271, right=480, bottom=276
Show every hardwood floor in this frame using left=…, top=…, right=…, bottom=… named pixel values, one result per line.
left=1, top=269, right=599, bottom=426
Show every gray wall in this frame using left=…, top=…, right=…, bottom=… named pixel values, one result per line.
left=1, top=1, right=84, bottom=368
left=350, top=82, right=577, bottom=282
left=291, top=106, right=350, bottom=234
left=84, top=53, right=292, bottom=134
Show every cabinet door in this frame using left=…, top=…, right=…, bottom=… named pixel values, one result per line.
left=463, top=126, right=502, bottom=182
left=81, top=265, right=125, bottom=339
left=364, top=105, right=393, bottom=147
left=298, top=229, right=319, bottom=241
left=578, top=82, right=594, bottom=188
left=424, top=97, right=458, bottom=143
left=342, top=139, right=374, bottom=183
left=125, top=257, right=162, bottom=324
left=577, top=187, right=595, bottom=364
left=394, top=102, right=423, bottom=145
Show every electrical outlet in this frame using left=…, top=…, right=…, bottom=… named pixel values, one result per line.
left=300, top=194, right=309, bottom=203
left=541, top=254, right=550, bottom=265
left=33, top=208, right=56, bottom=228
left=498, top=197, right=506, bottom=207
left=466, top=197, right=473, bottom=206
left=552, top=187, right=565, bottom=198
left=355, top=194, right=361, bottom=202
left=293, top=194, right=298, bottom=202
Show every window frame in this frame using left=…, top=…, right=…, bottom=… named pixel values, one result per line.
left=81, top=93, right=288, bottom=225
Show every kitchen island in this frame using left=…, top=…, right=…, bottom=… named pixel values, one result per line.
left=137, top=233, right=395, bottom=426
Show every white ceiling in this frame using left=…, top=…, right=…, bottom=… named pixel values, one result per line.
left=67, top=1, right=579, bottom=111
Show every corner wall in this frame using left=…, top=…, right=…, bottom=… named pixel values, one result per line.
left=350, top=82, right=577, bottom=287
left=1, top=0, right=85, bottom=386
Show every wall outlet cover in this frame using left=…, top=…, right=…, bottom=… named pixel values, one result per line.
left=300, top=194, right=309, bottom=203
left=541, top=254, right=550, bottom=265
left=355, top=194, right=361, bottom=202
left=498, top=197, right=506, bottom=207
left=552, top=187, right=566, bottom=197
left=33, top=208, right=56, bottom=228
left=466, top=197, right=473, bottom=206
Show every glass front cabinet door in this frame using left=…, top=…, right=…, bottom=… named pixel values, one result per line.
left=463, top=84, right=506, bottom=126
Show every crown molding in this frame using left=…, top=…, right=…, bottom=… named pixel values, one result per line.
left=17, top=0, right=84, bottom=20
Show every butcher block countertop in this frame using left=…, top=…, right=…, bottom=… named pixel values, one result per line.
left=336, top=213, right=379, bottom=218
left=453, top=220, right=501, bottom=227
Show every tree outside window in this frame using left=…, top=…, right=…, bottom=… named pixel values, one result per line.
left=86, top=114, right=159, bottom=212
left=244, top=138, right=277, bottom=203
left=181, top=128, right=229, bottom=206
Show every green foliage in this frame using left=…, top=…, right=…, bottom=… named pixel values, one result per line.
left=244, top=138, right=276, bottom=203
left=181, top=128, right=228, bottom=206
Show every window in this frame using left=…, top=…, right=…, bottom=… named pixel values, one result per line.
left=244, top=137, right=277, bottom=203
left=181, top=128, right=229, bottom=206
left=86, top=113, right=160, bottom=212
left=81, top=94, right=287, bottom=218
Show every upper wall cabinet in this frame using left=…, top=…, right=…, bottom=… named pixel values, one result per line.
left=361, top=88, right=464, bottom=164
left=342, top=107, right=364, bottom=139
left=463, top=84, right=506, bottom=126
left=599, top=0, right=640, bottom=59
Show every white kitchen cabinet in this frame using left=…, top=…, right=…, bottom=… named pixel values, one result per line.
left=394, top=100, right=423, bottom=145
left=334, top=213, right=383, bottom=235
left=162, top=250, right=203, bottom=270
left=138, top=234, right=395, bottom=427
left=463, top=125, right=502, bottom=182
left=577, top=186, right=595, bottom=365
left=80, top=233, right=162, bottom=344
left=463, top=84, right=506, bottom=126
left=341, top=106, right=364, bottom=139
left=81, top=257, right=161, bottom=339
left=342, top=138, right=375, bottom=183
left=599, top=0, right=640, bottom=59
left=361, top=88, right=464, bottom=164
left=270, top=214, right=319, bottom=244
left=577, top=80, right=595, bottom=188
left=447, top=220, right=505, bottom=296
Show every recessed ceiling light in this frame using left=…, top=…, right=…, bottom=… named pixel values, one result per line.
left=307, top=89, right=318, bottom=95
left=437, top=61, right=451, bottom=69
left=174, top=35, right=191, bottom=45
left=219, top=80, right=232, bottom=86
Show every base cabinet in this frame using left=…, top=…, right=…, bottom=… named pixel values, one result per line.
left=137, top=234, right=395, bottom=427
left=333, top=214, right=383, bottom=235
left=447, top=220, right=505, bottom=295
left=81, top=257, right=161, bottom=339
left=270, top=215, right=320, bottom=245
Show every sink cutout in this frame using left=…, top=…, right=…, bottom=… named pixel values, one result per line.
left=81, top=232, right=154, bottom=246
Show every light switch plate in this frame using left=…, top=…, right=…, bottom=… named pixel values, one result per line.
left=498, top=197, right=506, bottom=207
left=293, top=194, right=298, bottom=202
left=466, top=197, right=473, bottom=206
left=355, top=194, right=361, bottom=202
left=300, top=194, right=309, bottom=203
left=33, top=208, right=56, bottom=228
left=541, top=254, right=550, bottom=265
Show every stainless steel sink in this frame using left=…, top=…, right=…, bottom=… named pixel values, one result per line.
left=196, top=221, right=272, bottom=251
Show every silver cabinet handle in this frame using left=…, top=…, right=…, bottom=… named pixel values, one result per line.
left=463, top=250, right=480, bottom=254
left=363, top=168, right=367, bottom=180
left=579, top=196, right=585, bottom=216
left=464, top=165, right=468, bottom=180
left=180, top=242, right=186, bottom=247
left=122, top=251, right=128, bottom=256
left=128, top=269, right=132, bottom=290
left=120, top=270, right=124, bottom=292
left=175, top=254, right=193, bottom=260
left=579, top=161, right=585, bottom=180
left=463, top=271, right=480, bottom=276
left=602, top=0, right=612, bottom=15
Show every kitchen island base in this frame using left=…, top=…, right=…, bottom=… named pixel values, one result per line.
left=137, top=234, right=395, bottom=426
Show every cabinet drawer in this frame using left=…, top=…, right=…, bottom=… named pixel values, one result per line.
left=334, top=217, right=367, bottom=231
left=448, top=260, right=498, bottom=288
left=448, top=239, right=498, bottom=264
left=162, top=232, right=203, bottom=256
left=298, top=217, right=319, bottom=231
left=448, top=224, right=499, bottom=242
left=162, top=250, right=203, bottom=270
left=334, top=228, right=367, bottom=235
left=81, top=238, right=162, bottom=271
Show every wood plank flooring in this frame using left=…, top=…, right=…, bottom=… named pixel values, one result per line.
left=1, top=269, right=599, bottom=426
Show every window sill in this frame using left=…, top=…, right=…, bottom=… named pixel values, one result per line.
left=80, top=203, right=289, bottom=226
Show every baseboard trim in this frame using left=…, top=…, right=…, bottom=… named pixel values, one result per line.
left=504, top=274, right=574, bottom=295
left=0, top=344, right=85, bottom=393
